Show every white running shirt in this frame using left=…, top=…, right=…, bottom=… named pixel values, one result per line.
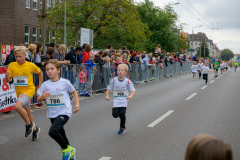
left=202, top=66, right=209, bottom=74
left=107, top=77, right=135, bottom=108
left=220, top=63, right=224, bottom=69
left=37, top=78, right=75, bottom=118
left=191, top=65, right=198, bottom=73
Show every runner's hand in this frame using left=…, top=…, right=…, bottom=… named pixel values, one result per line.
left=105, top=96, right=109, bottom=101
left=5, top=71, right=10, bottom=78
left=41, top=90, right=50, bottom=99
left=73, top=104, right=79, bottom=113
left=126, top=96, right=132, bottom=100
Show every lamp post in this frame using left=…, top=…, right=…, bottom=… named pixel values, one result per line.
left=64, top=0, right=66, bottom=45
left=192, top=25, right=202, bottom=56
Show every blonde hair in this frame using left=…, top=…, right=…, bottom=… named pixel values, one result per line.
left=117, top=64, right=128, bottom=72
left=185, top=134, right=233, bottom=160
left=28, top=43, right=37, bottom=60
left=58, top=44, right=66, bottom=51
left=122, top=53, right=127, bottom=60
left=27, top=43, right=37, bottom=54
left=115, top=53, right=121, bottom=57
left=14, top=46, right=26, bottom=55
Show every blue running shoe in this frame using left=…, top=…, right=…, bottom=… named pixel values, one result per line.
left=70, top=146, right=76, bottom=160
left=62, top=146, right=71, bottom=160
left=118, top=128, right=126, bottom=134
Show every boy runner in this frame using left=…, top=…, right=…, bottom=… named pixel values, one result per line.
left=105, top=64, right=135, bottom=134
left=5, top=46, right=43, bottom=141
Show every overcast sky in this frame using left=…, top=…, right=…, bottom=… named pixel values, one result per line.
left=135, top=0, right=240, bottom=54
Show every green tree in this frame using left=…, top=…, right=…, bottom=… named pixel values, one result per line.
left=136, top=0, right=182, bottom=52
left=197, top=40, right=210, bottom=58
left=42, top=0, right=150, bottom=49
left=177, top=34, right=190, bottom=53
left=221, top=49, right=234, bottom=61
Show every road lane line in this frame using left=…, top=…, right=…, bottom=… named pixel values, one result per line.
left=99, top=157, right=112, bottom=160
left=201, top=85, right=208, bottom=89
left=147, top=110, right=174, bottom=128
left=210, top=80, right=214, bottom=83
left=185, top=93, right=197, bottom=100
left=216, top=77, right=219, bottom=79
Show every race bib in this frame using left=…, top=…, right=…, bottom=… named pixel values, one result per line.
left=114, top=90, right=127, bottom=98
left=47, top=94, right=65, bottom=107
left=14, top=76, right=28, bottom=86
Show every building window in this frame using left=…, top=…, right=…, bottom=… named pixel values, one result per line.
left=33, top=0, right=38, bottom=10
left=33, top=26, right=37, bottom=42
left=195, top=43, right=197, bottom=45
left=25, top=25, right=30, bottom=44
left=46, top=29, right=50, bottom=44
left=52, top=31, right=56, bottom=41
left=40, top=0, right=42, bottom=9
left=26, top=0, right=30, bottom=9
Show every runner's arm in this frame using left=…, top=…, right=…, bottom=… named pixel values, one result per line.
left=71, top=90, right=79, bottom=113
left=37, top=71, right=43, bottom=91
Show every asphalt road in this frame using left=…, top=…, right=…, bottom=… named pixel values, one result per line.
left=0, top=68, right=239, bottom=160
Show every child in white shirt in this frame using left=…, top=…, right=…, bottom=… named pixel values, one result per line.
left=37, top=59, right=79, bottom=160
left=220, top=61, right=224, bottom=75
left=200, top=62, right=210, bottom=84
left=106, top=64, right=136, bottom=134
left=191, top=61, right=198, bottom=80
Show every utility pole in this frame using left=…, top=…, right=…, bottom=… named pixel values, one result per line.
left=41, top=0, right=47, bottom=54
left=204, top=33, right=206, bottom=58
left=64, top=0, right=66, bottom=45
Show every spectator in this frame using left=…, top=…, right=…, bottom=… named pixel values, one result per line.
left=185, top=134, right=233, bottom=160
left=107, top=44, right=112, bottom=54
left=65, top=46, right=82, bottom=64
left=129, top=51, right=137, bottom=64
left=41, top=47, right=55, bottom=62
left=82, top=44, right=91, bottom=64
left=155, top=44, right=161, bottom=56
left=142, top=54, right=155, bottom=81
left=141, top=51, right=146, bottom=59
left=58, top=44, right=67, bottom=61
left=118, top=49, right=122, bottom=55
left=94, top=50, right=104, bottom=68
left=122, top=46, right=127, bottom=54
left=78, top=65, right=89, bottom=94
left=135, top=52, right=142, bottom=63
left=49, top=42, right=56, bottom=49
left=27, top=43, right=37, bottom=62
left=34, top=42, right=43, bottom=67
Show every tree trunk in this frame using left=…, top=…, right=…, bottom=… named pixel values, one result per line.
left=41, top=0, right=47, bottom=54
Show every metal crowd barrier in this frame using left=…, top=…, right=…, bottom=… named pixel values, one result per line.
left=2, top=61, right=192, bottom=106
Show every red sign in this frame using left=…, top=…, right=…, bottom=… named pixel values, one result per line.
left=1, top=45, right=16, bottom=63
left=0, top=67, right=17, bottom=113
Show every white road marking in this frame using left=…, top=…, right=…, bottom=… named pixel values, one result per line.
left=99, top=157, right=112, bottom=160
left=210, top=80, right=214, bottom=83
left=147, top=110, right=174, bottom=128
left=201, top=85, right=208, bottom=89
left=216, top=77, right=219, bottom=79
left=185, top=93, right=197, bottom=100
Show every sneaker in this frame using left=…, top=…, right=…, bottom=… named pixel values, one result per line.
left=32, top=126, right=40, bottom=141
left=70, top=146, right=76, bottom=160
left=205, top=83, right=207, bottom=85
left=118, top=128, right=126, bottom=134
left=25, top=122, right=35, bottom=137
left=62, top=146, right=72, bottom=160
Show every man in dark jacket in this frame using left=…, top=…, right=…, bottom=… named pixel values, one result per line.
left=65, top=46, right=82, bottom=64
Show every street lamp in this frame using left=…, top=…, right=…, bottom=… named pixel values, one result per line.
left=64, top=0, right=66, bottom=45
left=192, top=25, right=202, bottom=56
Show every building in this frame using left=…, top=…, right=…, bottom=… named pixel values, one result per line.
left=0, top=0, right=43, bottom=45
left=188, top=32, right=214, bottom=57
